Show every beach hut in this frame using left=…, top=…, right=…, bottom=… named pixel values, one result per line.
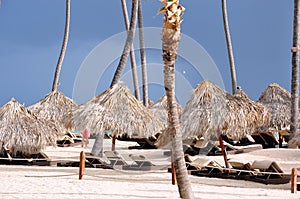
left=72, top=83, right=166, bottom=150
left=176, top=80, right=269, bottom=167
left=0, top=98, right=59, bottom=157
left=28, top=90, right=78, bottom=135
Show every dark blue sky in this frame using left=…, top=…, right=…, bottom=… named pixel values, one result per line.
left=0, top=1, right=294, bottom=107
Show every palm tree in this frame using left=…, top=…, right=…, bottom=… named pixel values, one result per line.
left=138, top=0, right=149, bottom=107
left=110, top=0, right=138, bottom=151
left=221, top=0, right=237, bottom=94
left=52, top=0, right=70, bottom=91
left=121, top=0, right=140, bottom=100
left=290, top=0, right=300, bottom=142
left=160, top=1, right=194, bottom=198
left=111, top=0, right=138, bottom=87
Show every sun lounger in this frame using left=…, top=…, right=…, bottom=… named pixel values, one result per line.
left=184, top=154, right=224, bottom=175
left=222, top=141, right=263, bottom=154
left=186, top=154, right=290, bottom=184
left=244, top=160, right=290, bottom=184
left=84, top=152, right=112, bottom=169
left=252, top=132, right=279, bottom=148
left=104, top=151, right=128, bottom=167
left=122, top=154, right=155, bottom=171
left=0, top=149, right=52, bottom=166
left=228, top=159, right=252, bottom=170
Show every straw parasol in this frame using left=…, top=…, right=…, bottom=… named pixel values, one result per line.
left=179, top=80, right=270, bottom=140
left=178, top=80, right=270, bottom=167
left=28, top=90, right=78, bottom=134
left=150, top=95, right=182, bottom=127
left=258, top=83, right=291, bottom=131
left=72, top=83, right=165, bottom=139
left=0, top=98, right=59, bottom=156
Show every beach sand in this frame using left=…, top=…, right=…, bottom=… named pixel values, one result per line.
left=0, top=139, right=300, bottom=199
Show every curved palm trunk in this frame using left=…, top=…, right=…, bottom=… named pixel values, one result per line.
left=160, top=1, right=194, bottom=198
left=111, top=0, right=138, bottom=151
left=52, top=0, right=70, bottom=91
left=222, top=0, right=237, bottom=95
left=290, top=0, right=300, bottom=141
left=121, top=0, right=140, bottom=100
left=111, top=0, right=138, bottom=87
left=138, top=0, right=149, bottom=107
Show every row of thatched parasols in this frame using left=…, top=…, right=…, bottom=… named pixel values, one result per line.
left=0, top=81, right=295, bottom=157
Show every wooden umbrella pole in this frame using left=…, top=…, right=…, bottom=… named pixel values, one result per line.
left=171, top=156, right=176, bottom=185
left=112, top=135, right=116, bottom=151
left=291, top=168, right=297, bottom=193
left=79, top=151, right=85, bottom=180
left=218, top=134, right=230, bottom=169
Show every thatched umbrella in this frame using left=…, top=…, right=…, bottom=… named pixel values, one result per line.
left=167, top=80, right=270, bottom=167
left=0, top=98, right=59, bottom=156
left=150, top=95, right=182, bottom=127
left=258, top=83, right=291, bottom=131
left=28, top=90, right=78, bottom=134
left=180, top=80, right=270, bottom=140
left=72, top=83, right=165, bottom=150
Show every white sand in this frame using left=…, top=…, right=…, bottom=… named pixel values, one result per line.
left=0, top=139, right=300, bottom=199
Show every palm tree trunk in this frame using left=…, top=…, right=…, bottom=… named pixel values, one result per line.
left=221, top=0, right=237, bottom=95
left=164, top=66, right=194, bottom=199
left=161, top=1, right=194, bottom=198
left=138, top=0, right=149, bottom=107
left=290, top=0, right=300, bottom=140
left=52, top=0, right=70, bottom=92
left=111, top=0, right=138, bottom=151
left=111, top=0, right=138, bottom=87
left=121, top=0, right=140, bottom=100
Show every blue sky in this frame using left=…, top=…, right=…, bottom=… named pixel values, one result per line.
left=0, top=1, right=294, bottom=107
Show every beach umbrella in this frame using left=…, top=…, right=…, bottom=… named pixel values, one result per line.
left=72, top=83, right=165, bottom=150
left=0, top=98, right=59, bottom=156
left=28, top=90, right=78, bottom=135
left=177, top=80, right=270, bottom=167
left=257, top=83, right=299, bottom=147
left=150, top=95, right=182, bottom=127
left=258, top=83, right=291, bottom=131
left=180, top=80, right=270, bottom=140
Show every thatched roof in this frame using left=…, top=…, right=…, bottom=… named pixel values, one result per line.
left=0, top=98, right=59, bottom=156
left=72, top=83, right=165, bottom=138
left=28, top=90, right=78, bottom=134
left=258, top=83, right=291, bottom=130
left=149, top=95, right=182, bottom=126
left=180, top=80, right=270, bottom=141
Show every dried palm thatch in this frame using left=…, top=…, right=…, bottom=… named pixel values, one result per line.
left=0, top=98, right=59, bottom=156
left=258, top=83, right=291, bottom=130
left=150, top=95, right=182, bottom=147
left=149, top=95, right=182, bottom=126
left=180, top=80, right=270, bottom=141
left=233, top=89, right=271, bottom=134
left=28, top=90, right=78, bottom=134
left=72, top=83, right=165, bottom=138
